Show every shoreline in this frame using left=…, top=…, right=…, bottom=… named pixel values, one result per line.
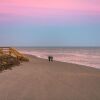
left=18, top=47, right=100, bottom=69
left=24, top=54, right=100, bottom=70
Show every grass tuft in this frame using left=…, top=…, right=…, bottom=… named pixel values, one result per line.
left=0, top=55, right=20, bottom=72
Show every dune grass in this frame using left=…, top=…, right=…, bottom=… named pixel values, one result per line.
left=0, top=54, right=29, bottom=72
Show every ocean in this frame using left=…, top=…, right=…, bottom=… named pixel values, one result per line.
left=17, top=47, right=100, bottom=69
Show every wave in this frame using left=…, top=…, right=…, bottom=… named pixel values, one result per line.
left=19, top=49, right=100, bottom=69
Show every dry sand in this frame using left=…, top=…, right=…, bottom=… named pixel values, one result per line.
left=0, top=55, right=100, bottom=100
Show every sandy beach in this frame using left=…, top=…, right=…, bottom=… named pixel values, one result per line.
left=0, top=55, right=100, bottom=100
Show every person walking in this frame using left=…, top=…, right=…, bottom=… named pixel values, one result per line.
left=48, top=56, right=51, bottom=62
left=51, top=56, right=53, bottom=62
left=48, top=56, right=53, bottom=62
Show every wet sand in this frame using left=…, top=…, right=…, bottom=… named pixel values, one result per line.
left=0, top=55, right=100, bottom=100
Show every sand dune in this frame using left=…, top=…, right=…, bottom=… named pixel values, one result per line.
left=0, top=55, right=100, bottom=100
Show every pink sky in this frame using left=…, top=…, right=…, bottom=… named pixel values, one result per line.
left=0, top=0, right=100, bottom=47
left=0, top=0, right=100, bottom=16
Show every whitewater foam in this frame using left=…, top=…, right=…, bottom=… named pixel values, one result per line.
left=18, top=47, right=100, bottom=69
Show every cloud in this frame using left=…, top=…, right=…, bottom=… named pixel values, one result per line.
left=0, top=0, right=100, bottom=14
left=0, top=0, right=100, bottom=24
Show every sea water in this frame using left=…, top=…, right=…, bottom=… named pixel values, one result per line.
left=17, top=47, right=100, bottom=69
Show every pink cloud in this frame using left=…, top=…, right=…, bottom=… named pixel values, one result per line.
left=0, top=0, right=100, bottom=23
left=0, top=0, right=100, bottom=12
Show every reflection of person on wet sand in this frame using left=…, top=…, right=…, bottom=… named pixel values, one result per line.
left=48, top=56, right=53, bottom=62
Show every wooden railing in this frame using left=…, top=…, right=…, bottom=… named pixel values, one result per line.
left=0, top=47, right=29, bottom=61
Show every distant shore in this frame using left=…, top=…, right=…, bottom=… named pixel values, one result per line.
left=0, top=54, right=100, bottom=100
